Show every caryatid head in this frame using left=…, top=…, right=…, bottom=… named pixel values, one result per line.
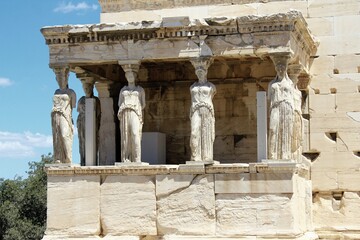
left=191, top=57, right=213, bottom=84
left=195, top=66, right=208, bottom=84
left=125, top=71, right=138, bottom=84
left=53, top=67, right=70, bottom=90
left=120, top=62, right=140, bottom=85
left=82, top=81, right=94, bottom=98
left=271, top=55, right=290, bottom=80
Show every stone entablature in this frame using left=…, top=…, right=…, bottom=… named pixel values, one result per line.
left=41, top=11, right=317, bottom=85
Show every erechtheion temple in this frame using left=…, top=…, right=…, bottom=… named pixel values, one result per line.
left=41, top=0, right=360, bottom=239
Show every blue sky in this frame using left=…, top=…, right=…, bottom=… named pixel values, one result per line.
left=0, top=1, right=100, bottom=179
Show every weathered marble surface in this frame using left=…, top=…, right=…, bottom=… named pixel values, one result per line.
left=216, top=193, right=294, bottom=236
left=268, top=55, right=294, bottom=160
left=100, top=175, right=156, bottom=236
left=51, top=93, right=75, bottom=164
left=215, top=173, right=293, bottom=194
left=41, top=12, right=316, bottom=75
left=46, top=175, right=100, bottom=237
left=118, top=63, right=146, bottom=163
left=190, top=58, right=216, bottom=162
left=156, top=174, right=215, bottom=235
left=51, top=67, right=76, bottom=164
left=313, top=192, right=360, bottom=239
left=43, top=163, right=313, bottom=239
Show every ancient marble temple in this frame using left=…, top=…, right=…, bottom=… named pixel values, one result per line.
left=41, top=0, right=360, bottom=239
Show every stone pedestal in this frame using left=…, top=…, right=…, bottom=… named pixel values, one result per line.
left=43, top=163, right=315, bottom=239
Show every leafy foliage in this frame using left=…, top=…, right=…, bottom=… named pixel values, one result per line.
left=0, top=154, right=53, bottom=240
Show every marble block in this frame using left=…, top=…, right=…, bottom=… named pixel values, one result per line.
left=156, top=174, right=215, bottom=235
left=216, top=193, right=295, bottom=236
left=45, top=175, right=100, bottom=237
left=215, top=173, right=294, bottom=194
left=100, top=175, right=156, bottom=236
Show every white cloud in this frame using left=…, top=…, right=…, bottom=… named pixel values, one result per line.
left=0, top=131, right=52, bottom=158
left=0, top=78, right=13, bottom=87
left=54, top=1, right=98, bottom=13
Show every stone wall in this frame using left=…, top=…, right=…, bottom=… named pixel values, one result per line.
left=99, top=0, right=309, bottom=22
left=99, top=0, right=306, bottom=13
left=305, top=0, right=360, bottom=238
left=43, top=163, right=313, bottom=240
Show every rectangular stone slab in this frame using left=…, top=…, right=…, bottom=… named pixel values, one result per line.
left=100, top=175, right=156, bottom=236
left=215, top=173, right=294, bottom=194
left=156, top=174, right=216, bottom=235
left=216, top=193, right=295, bottom=236
left=46, top=175, right=100, bottom=236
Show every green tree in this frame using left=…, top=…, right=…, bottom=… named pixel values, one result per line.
left=0, top=154, right=53, bottom=240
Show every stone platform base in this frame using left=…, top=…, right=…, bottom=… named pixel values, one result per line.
left=43, top=237, right=101, bottom=240
left=43, top=163, right=313, bottom=240
left=43, top=233, right=319, bottom=240
left=316, top=231, right=360, bottom=240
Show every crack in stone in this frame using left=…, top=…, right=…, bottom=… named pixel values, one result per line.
left=157, top=175, right=199, bottom=200
left=325, top=172, right=338, bottom=189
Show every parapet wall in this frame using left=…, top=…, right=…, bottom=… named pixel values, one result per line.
left=99, top=0, right=305, bottom=13
left=98, top=0, right=309, bottom=23
left=43, top=163, right=314, bottom=239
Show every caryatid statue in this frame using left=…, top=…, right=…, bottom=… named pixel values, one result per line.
left=77, top=80, right=101, bottom=166
left=51, top=67, right=76, bottom=163
left=288, top=64, right=303, bottom=162
left=117, top=62, right=146, bottom=163
left=190, top=57, right=216, bottom=162
left=268, top=55, right=295, bottom=160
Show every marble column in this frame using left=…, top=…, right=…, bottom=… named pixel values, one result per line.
left=51, top=66, right=76, bottom=163
left=95, top=82, right=117, bottom=165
